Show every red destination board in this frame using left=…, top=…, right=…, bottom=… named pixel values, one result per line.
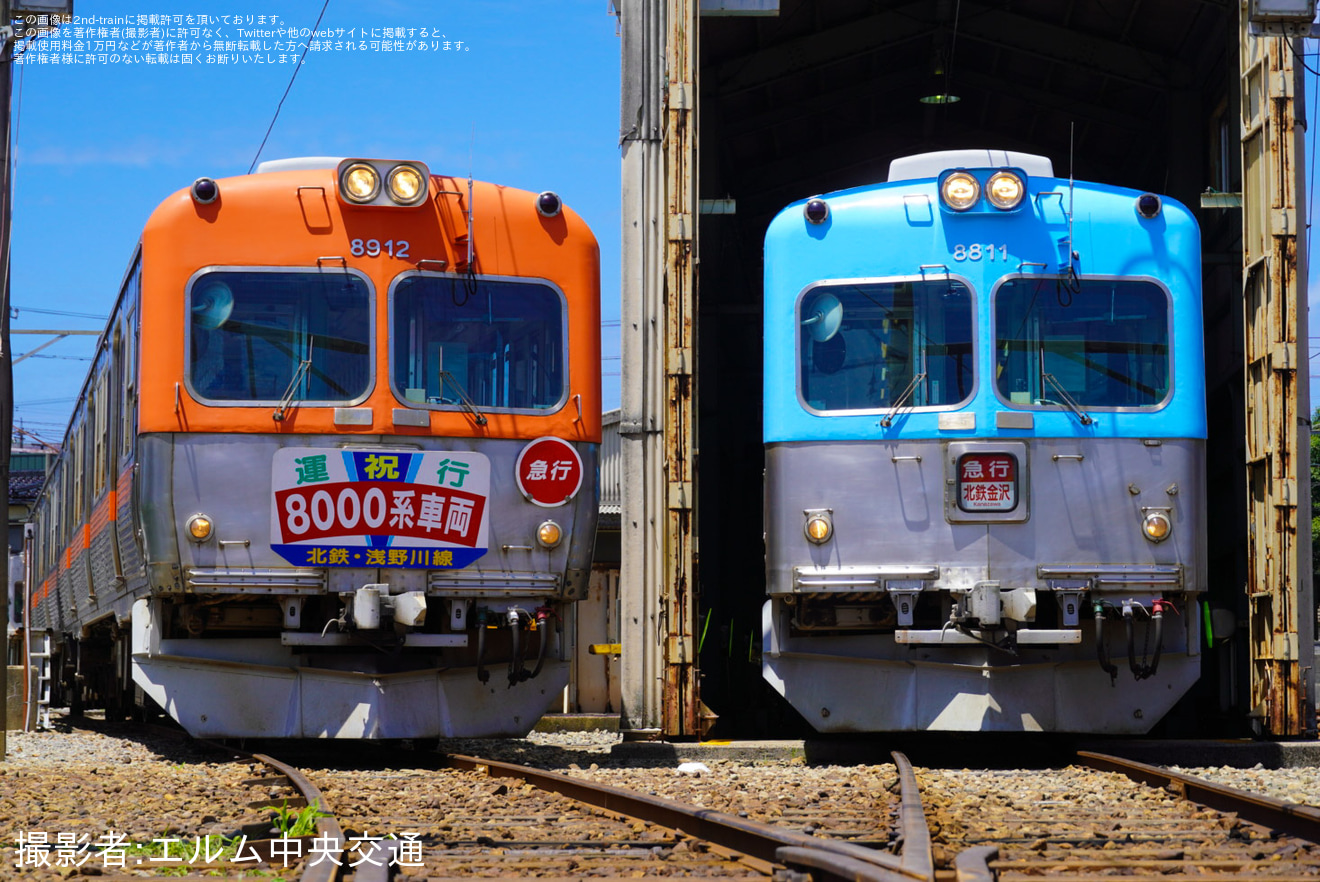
left=957, top=452, right=1018, bottom=512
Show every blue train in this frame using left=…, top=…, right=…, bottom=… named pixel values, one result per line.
left=761, top=149, right=1205, bottom=734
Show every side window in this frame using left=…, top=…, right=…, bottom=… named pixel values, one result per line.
left=120, top=262, right=141, bottom=460
left=47, top=473, right=58, bottom=566
left=92, top=364, right=109, bottom=496
left=71, top=420, right=85, bottom=526
left=60, top=460, right=71, bottom=546
left=121, top=304, right=138, bottom=459
left=112, top=328, right=125, bottom=465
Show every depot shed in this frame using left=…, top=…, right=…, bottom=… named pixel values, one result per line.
left=614, top=0, right=1315, bottom=738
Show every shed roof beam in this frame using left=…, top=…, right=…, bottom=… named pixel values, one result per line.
left=951, top=70, right=1156, bottom=133
left=956, top=2, right=1191, bottom=89
left=715, top=69, right=929, bottom=139
left=710, top=2, right=931, bottom=95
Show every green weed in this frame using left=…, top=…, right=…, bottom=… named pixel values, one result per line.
left=261, top=799, right=330, bottom=838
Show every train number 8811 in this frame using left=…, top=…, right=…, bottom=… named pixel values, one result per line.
left=952, top=243, right=1008, bottom=262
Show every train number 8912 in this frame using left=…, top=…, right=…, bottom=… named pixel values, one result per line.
left=349, top=238, right=410, bottom=258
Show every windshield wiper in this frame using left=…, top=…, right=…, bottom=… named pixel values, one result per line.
left=1040, top=372, right=1094, bottom=426
left=880, top=372, right=926, bottom=428
left=273, top=340, right=314, bottom=422
left=439, top=370, right=488, bottom=426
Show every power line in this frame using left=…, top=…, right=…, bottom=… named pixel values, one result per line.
left=248, top=0, right=331, bottom=173
left=16, top=352, right=90, bottom=361
left=12, top=304, right=107, bottom=320
left=17, top=396, right=76, bottom=406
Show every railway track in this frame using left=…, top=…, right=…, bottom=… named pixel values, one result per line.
left=212, top=744, right=1320, bottom=881
left=924, top=751, right=1320, bottom=880
left=236, top=747, right=929, bottom=881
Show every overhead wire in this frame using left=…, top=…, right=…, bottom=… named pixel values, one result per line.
left=248, top=0, right=332, bottom=173
left=12, top=304, right=107, bottom=321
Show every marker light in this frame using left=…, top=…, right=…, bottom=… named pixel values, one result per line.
left=986, top=171, right=1026, bottom=210
left=940, top=172, right=980, bottom=211
left=340, top=162, right=381, bottom=203
left=1142, top=511, right=1172, bottom=543
left=803, top=199, right=830, bottom=224
left=1136, top=193, right=1163, bottom=219
left=387, top=164, right=427, bottom=205
left=536, top=191, right=563, bottom=217
left=191, top=177, right=219, bottom=205
left=187, top=514, right=214, bottom=542
left=537, top=520, right=563, bottom=549
left=804, top=511, right=833, bottom=544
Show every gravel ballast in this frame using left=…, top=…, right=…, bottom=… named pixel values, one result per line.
left=4, top=715, right=301, bottom=879
left=5, top=715, right=1319, bottom=879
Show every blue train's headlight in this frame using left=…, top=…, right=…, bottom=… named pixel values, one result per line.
left=986, top=171, right=1026, bottom=210
left=1142, top=510, right=1172, bottom=543
left=940, top=172, right=980, bottom=211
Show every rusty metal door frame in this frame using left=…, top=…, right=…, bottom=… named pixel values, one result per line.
left=619, top=0, right=702, bottom=738
left=1238, top=10, right=1315, bottom=737
left=660, top=0, right=701, bottom=737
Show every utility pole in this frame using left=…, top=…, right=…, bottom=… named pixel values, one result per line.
left=0, top=0, right=15, bottom=762
left=0, top=0, right=15, bottom=760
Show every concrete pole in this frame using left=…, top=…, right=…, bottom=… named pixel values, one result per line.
left=0, top=0, right=15, bottom=759
left=619, top=0, right=667, bottom=734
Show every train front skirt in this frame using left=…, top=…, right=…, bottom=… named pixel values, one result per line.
left=761, top=600, right=1199, bottom=733
left=129, top=599, right=566, bottom=738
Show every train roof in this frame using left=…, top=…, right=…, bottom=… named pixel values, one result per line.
left=888, top=150, right=1055, bottom=181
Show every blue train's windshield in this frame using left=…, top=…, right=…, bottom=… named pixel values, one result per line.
left=994, top=277, right=1169, bottom=409
left=188, top=270, right=372, bottom=402
left=798, top=279, right=973, bottom=413
left=391, top=275, right=565, bottom=411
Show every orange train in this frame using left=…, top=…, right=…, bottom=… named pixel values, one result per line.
left=26, top=157, right=601, bottom=738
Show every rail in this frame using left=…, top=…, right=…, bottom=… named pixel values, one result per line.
left=946, top=749, right=1320, bottom=879
left=1076, top=750, right=1320, bottom=843
left=198, top=738, right=346, bottom=882
left=206, top=744, right=936, bottom=881
left=447, top=750, right=935, bottom=882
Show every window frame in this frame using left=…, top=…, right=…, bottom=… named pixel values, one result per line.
left=386, top=270, right=571, bottom=416
left=183, top=265, right=377, bottom=408
left=989, top=273, right=1175, bottom=413
left=91, top=358, right=109, bottom=498
left=118, top=260, right=141, bottom=463
left=793, top=274, right=978, bottom=417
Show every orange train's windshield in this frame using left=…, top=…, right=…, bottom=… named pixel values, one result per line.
left=391, top=275, right=566, bottom=412
left=188, top=269, right=372, bottom=404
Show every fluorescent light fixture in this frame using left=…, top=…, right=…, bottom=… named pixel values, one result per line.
left=1250, top=0, right=1315, bottom=19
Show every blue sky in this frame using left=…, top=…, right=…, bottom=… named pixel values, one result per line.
left=8, top=1, right=622, bottom=445
left=8, top=10, right=1320, bottom=444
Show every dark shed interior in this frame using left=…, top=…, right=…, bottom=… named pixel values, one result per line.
left=693, top=0, right=1249, bottom=735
